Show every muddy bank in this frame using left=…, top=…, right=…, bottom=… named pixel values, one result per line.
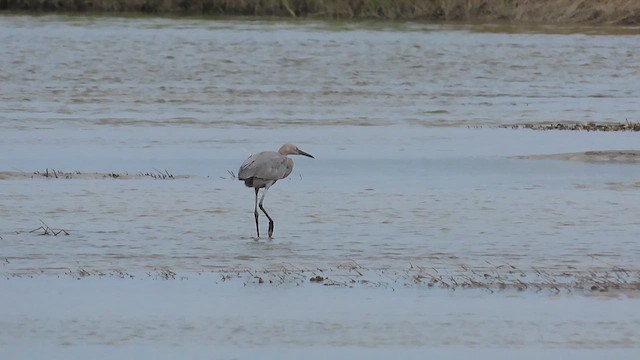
left=2, top=0, right=640, bottom=25
left=0, top=169, right=192, bottom=180
left=4, top=263, right=640, bottom=295
left=513, top=150, right=640, bottom=163
left=500, top=121, right=640, bottom=132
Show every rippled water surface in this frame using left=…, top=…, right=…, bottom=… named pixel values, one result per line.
left=1, top=15, right=640, bottom=354
left=2, top=16, right=640, bottom=128
left=2, top=15, right=639, bottom=275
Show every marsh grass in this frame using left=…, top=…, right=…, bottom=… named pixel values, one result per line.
left=2, top=0, right=640, bottom=24
left=223, top=261, right=640, bottom=294
left=501, top=120, right=640, bottom=131
left=12, top=261, right=637, bottom=295
left=0, top=169, right=185, bottom=180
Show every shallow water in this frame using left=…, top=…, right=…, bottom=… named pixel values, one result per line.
left=1, top=14, right=639, bottom=279
left=1, top=15, right=640, bottom=354
left=1, top=16, right=640, bottom=129
left=2, top=127, right=640, bottom=278
left=1, top=277, right=640, bottom=355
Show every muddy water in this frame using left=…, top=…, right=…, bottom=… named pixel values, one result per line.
left=1, top=14, right=640, bottom=354
left=2, top=15, right=639, bottom=279
left=2, top=16, right=639, bottom=129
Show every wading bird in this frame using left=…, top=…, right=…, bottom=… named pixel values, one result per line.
left=238, top=144, right=314, bottom=238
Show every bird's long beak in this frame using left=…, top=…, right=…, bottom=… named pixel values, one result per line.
left=297, top=148, right=315, bottom=158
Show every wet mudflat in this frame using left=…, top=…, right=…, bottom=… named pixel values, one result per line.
left=1, top=14, right=639, bottom=357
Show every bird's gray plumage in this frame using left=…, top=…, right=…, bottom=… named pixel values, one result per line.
left=238, top=144, right=314, bottom=238
left=238, top=151, right=294, bottom=188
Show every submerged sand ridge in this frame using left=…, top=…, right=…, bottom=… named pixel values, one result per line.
left=514, top=150, right=640, bottom=163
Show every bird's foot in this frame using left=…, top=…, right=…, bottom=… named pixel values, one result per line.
left=268, top=221, right=274, bottom=238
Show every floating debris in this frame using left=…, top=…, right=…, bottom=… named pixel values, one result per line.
left=29, top=220, right=69, bottom=236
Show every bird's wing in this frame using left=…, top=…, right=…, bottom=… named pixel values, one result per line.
left=238, top=152, right=289, bottom=181
left=283, top=158, right=294, bottom=179
left=238, top=153, right=260, bottom=179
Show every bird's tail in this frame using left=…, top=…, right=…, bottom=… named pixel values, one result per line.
left=243, top=178, right=254, bottom=187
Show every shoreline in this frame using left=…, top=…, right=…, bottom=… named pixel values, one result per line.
left=500, top=121, right=640, bottom=132
left=513, top=150, right=640, bottom=164
left=3, top=265, right=640, bottom=295
left=2, top=0, right=640, bottom=25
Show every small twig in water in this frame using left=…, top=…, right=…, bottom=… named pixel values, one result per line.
left=29, top=220, right=69, bottom=236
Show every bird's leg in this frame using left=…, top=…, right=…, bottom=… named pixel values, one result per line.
left=258, top=188, right=274, bottom=238
left=254, top=188, right=260, bottom=238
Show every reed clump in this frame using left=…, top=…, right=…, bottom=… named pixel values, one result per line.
left=2, top=0, right=640, bottom=24
left=501, top=120, right=640, bottom=131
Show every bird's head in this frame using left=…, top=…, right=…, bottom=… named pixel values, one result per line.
left=278, top=144, right=314, bottom=158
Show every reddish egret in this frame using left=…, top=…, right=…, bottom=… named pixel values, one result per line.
left=238, top=144, right=314, bottom=238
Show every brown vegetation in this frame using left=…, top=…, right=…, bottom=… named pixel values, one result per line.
left=5, top=260, right=639, bottom=294
left=0, top=169, right=185, bottom=180
left=61, top=262, right=640, bottom=294
left=1, top=0, right=640, bottom=24
left=501, top=121, right=640, bottom=131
